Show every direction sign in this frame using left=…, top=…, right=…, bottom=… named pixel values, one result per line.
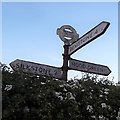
left=69, top=21, right=110, bottom=55
left=10, top=59, right=62, bottom=79
left=69, top=58, right=111, bottom=76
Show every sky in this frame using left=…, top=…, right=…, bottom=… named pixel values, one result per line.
left=2, top=2, right=118, bottom=83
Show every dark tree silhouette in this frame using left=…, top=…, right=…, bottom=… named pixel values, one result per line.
left=1, top=63, right=120, bottom=120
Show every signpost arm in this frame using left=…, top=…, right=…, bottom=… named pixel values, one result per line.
left=62, top=45, right=70, bottom=81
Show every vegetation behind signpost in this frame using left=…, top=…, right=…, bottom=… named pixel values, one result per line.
left=1, top=63, right=120, bottom=120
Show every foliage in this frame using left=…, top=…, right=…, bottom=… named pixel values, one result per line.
left=2, top=64, right=120, bottom=120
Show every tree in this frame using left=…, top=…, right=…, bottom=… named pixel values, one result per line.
left=2, top=64, right=120, bottom=120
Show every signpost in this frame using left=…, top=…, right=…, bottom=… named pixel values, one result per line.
left=10, top=21, right=111, bottom=81
left=69, top=21, right=110, bottom=55
left=10, top=59, right=62, bottom=79
left=69, top=58, right=111, bottom=76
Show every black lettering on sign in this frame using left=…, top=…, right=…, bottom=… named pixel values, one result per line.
left=31, top=66, right=35, bottom=71
left=74, top=62, right=76, bottom=67
left=86, top=34, right=91, bottom=40
left=42, top=68, right=47, bottom=75
left=75, top=63, right=78, bottom=68
left=26, top=65, right=31, bottom=71
left=88, top=65, right=93, bottom=70
left=95, top=29, right=98, bottom=34
left=81, top=38, right=85, bottom=44
left=16, top=63, right=20, bottom=69
left=91, top=66, right=94, bottom=71
left=96, top=67, right=100, bottom=72
left=99, top=67, right=103, bottom=73
left=81, top=63, right=85, bottom=69
left=92, top=66, right=96, bottom=71
left=35, top=67, right=38, bottom=73
left=54, top=70, right=58, bottom=76
left=76, top=62, right=80, bottom=68
left=78, top=40, right=81, bottom=45
left=71, top=61, right=75, bottom=67
left=74, top=44, right=77, bottom=48
left=20, top=64, right=25, bottom=70
left=87, top=65, right=91, bottom=70
left=39, top=67, right=42, bottom=73
left=48, top=69, right=52, bottom=76
left=89, top=33, right=92, bottom=38
left=75, top=63, right=79, bottom=68
left=72, top=62, right=75, bottom=67
left=78, top=63, right=81, bottom=68
left=85, top=35, right=88, bottom=41
left=70, top=46, right=72, bottom=52
left=54, top=70, right=57, bottom=76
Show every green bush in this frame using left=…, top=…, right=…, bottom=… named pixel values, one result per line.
left=2, top=64, right=120, bottom=120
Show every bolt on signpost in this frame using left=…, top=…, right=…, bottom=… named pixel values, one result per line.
left=57, top=25, right=79, bottom=81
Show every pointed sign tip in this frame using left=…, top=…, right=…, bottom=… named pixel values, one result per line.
left=102, top=21, right=110, bottom=24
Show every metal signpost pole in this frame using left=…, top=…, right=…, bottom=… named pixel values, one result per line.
left=62, top=45, right=69, bottom=81
left=57, top=25, right=79, bottom=81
